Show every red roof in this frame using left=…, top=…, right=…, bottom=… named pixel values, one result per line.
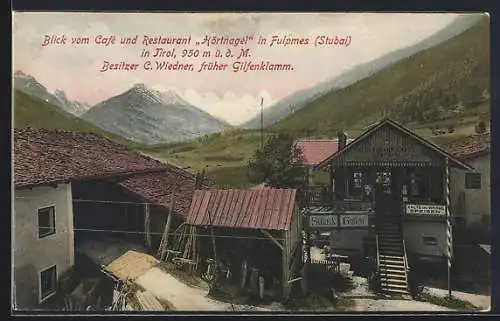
left=441, top=133, right=491, bottom=160
left=295, top=139, right=353, bottom=166
left=186, top=188, right=297, bottom=231
left=14, top=128, right=167, bottom=187
left=118, top=167, right=198, bottom=217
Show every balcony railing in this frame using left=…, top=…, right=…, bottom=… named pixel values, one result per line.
left=300, top=186, right=332, bottom=206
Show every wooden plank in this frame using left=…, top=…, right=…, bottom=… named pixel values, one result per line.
left=135, top=291, right=164, bottom=311
left=260, top=229, right=284, bottom=251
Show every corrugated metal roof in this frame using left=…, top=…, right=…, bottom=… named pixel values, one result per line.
left=186, top=188, right=297, bottom=231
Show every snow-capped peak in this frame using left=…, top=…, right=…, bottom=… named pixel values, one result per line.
left=128, top=83, right=189, bottom=106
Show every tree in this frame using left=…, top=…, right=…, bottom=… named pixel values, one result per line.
left=248, top=133, right=306, bottom=189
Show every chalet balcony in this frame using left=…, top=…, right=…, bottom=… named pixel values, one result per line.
left=300, top=186, right=332, bottom=206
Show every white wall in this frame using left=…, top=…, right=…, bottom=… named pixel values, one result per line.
left=403, top=220, right=446, bottom=258
left=13, top=183, right=75, bottom=309
left=450, top=153, right=490, bottom=227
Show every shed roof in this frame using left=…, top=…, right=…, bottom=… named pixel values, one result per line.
left=441, top=133, right=490, bottom=160
left=14, top=128, right=166, bottom=187
left=186, top=188, right=297, bottom=231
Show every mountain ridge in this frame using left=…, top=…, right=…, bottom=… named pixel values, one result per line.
left=242, top=14, right=483, bottom=130
left=82, top=83, right=231, bottom=145
left=14, top=70, right=89, bottom=116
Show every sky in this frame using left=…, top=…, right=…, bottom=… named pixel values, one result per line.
left=13, top=12, right=464, bottom=125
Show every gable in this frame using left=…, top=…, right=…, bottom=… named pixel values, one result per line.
left=333, top=123, right=443, bottom=166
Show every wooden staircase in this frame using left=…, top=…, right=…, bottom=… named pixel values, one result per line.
left=376, top=214, right=410, bottom=296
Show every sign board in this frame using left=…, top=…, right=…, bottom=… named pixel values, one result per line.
left=340, top=214, right=369, bottom=227
left=406, top=204, right=446, bottom=216
left=309, top=215, right=338, bottom=228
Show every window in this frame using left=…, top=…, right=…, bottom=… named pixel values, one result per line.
left=39, top=265, right=57, bottom=302
left=353, top=172, right=363, bottom=189
left=465, top=172, right=481, bottom=189
left=422, top=235, right=438, bottom=246
left=38, top=206, right=56, bottom=238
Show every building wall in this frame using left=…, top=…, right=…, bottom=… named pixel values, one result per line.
left=450, top=153, right=490, bottom=227
left=13, top=183, right=75, bottom=310
left=328, top=229, right=370, bottom=256
left=403, top=220, right=446, bottom=259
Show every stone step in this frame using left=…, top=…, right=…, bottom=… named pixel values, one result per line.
left=380, top=275, right=407, bottom=282
left=379, top=239, right=402, bottom=244
left=379, top=255, right=404, bottom=260
left=379, top=260, right=405, bottom=266
left=380, top=282, right=409, bottom=289
left=380, top=245, right=403, bottom=251
left=380, top=267, right=407, bottom=274
left=383, top=287, right=410, bottom=295
left=379, top=233, right=401, bottom=237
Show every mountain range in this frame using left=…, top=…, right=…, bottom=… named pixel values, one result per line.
left=270, top=15, right=490, bottom=136
left=14, top=71, right=90, bottom=116
left=81, top=84, right=230, bottom=145
left=242, top=14, right=482, bottom=129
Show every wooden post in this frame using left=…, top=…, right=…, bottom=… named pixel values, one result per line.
left=158, top=191, right=175, bottom=261
left=282, top=229, right=290, bottom=301
left=144, top=203, right=151, bottom=249
left=241, top=259, right=248, bottom=288
left=210, top=227, right=217, bottom=261
left=259, top=276, right=265, bottom=299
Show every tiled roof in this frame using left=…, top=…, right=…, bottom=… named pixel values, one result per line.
left=14, top=128, right=199, bottom=217
left=118, top=167, right=198, bottom=217
left=295, top=139, right=354, bottom=166
left=14, top=128, right=169, bottom=187
left=441, top=133, right=491, bottom=160
left=186, top=188, right=297, bottom=231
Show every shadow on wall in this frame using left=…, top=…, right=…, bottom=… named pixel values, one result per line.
left=13, top=264, right=39, bottom=310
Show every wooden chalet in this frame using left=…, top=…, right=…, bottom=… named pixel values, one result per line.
left=301, top=118, right=474, bottom=296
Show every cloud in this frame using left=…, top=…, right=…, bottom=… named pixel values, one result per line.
left=183, top=88, right=276, bottom=125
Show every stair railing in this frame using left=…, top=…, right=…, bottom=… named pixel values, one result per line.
left=402, top=239, right=410, bottom=291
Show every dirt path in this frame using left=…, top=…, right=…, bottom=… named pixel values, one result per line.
left=424, top=287, right=491, bottom=311
left=136, top=267, right=270, bottom=311
left=351, top=298, right=454, bottom=312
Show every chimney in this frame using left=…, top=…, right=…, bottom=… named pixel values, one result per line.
left=337, top=130, right=347, bottom=151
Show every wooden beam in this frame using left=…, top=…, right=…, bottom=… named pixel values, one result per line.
left=144, top=203, right=151, bottom=249
left=288, top=277, right=303, bottom=284
left=158, top=192, right=175, bottom=261
left=260, top=229, right=284, bottom=251
left=282, top=229, right=291, bottom=301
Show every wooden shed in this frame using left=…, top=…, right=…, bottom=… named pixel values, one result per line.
left=184, top=188, right=302, bottom=300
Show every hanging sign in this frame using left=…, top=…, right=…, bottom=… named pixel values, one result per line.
left=309, top=215, right=338, bottom=228
left=405, top=204, right=446, bottom=215
left=340, top=214, right=369, bottom=227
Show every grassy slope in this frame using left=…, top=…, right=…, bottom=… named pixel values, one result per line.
left=270, top=17, right=490, bottom=137
left=14, top=89, right=139, bottom=148
left=141, top=20, right=489, bottom=187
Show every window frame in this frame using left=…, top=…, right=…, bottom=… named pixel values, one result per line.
left=465, top=172, right=481, bottom=190
left=39, top=264, right=57, bottom=303
left=38, top=205, right=56, bottom=239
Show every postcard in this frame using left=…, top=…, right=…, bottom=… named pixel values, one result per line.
left=12, top=11, right=491, bottom=313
